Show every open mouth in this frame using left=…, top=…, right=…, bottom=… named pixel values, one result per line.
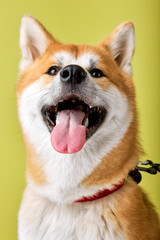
left=41, top=95, right=106, bottom=153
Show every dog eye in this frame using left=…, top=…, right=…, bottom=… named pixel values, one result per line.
left=89, top=68, right=105, bottom=78
left=46, top=66, right=61, bottom=76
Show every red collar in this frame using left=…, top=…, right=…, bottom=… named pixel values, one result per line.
left=74, top=179, right=125, bottom=203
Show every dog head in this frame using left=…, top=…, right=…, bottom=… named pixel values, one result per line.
left=17, top=16, right=141, bottom=203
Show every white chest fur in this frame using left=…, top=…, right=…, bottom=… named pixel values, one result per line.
left=18, top=185, right=124, bottom=240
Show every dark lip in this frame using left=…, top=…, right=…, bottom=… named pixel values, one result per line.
left=41, top=94, right=107, bottom=139
left=59, top=93, right=86, bottom=104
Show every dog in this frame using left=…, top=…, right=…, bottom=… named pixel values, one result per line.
left=17, top=15, right=160, bottom=240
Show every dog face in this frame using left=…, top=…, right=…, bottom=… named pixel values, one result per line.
left=17, top=16, right=139, bottom=203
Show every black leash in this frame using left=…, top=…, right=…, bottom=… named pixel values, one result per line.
left=129, top=160, right=160, bottom=184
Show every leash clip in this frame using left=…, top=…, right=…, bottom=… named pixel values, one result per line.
left=137, top=160, right=160, bottom=174
left=129, top=160, right=160, bottom=184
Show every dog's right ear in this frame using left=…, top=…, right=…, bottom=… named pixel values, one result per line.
left=98, top=22, right=135, bottom=76
left=19, top=15, right=55, bottom=72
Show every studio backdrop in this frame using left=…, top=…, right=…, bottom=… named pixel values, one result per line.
left=0, top=0, right=159, bottom=239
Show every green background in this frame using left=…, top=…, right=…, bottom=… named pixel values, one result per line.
left=0, top=0, right=159, bottom=239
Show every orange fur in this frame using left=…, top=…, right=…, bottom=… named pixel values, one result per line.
left=25, top=139, right=46, bottom=185
left=82, top=119, right=142, bottom=187
left=101, top=177, right=160, bottom=239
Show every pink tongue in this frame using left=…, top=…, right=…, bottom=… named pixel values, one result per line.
left=51, top=110, right=86, bottom=154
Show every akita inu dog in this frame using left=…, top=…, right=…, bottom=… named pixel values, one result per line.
left=17, top=15, right=160, bottom=240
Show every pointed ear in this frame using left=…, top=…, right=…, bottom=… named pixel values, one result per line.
left=99, top=22, right=135, bottom=75
left=19, top=15, right=54, bottom=72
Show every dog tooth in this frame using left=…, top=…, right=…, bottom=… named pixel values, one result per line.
left=83, top=117, right=89, bottom=128
left=56, top=112, right=60, bottom=125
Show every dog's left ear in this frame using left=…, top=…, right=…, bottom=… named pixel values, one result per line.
left=19, top=15, right=56, bottom=72
left=99, top=22, right=135, bottom=75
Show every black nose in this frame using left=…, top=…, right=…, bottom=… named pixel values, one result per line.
left=60, top=65, right=87, bottom=85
